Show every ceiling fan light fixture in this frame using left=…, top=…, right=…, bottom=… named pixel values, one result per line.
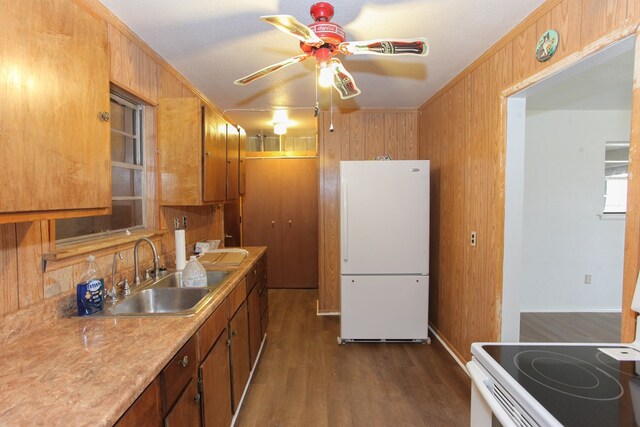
left=274, top=122, right=287, bottom=135
left=319, top=63, right=334, bottom=87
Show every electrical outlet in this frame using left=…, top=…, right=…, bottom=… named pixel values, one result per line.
left=173, top=217, right=180, bottom=230
left=585, top=274, right=592, bottom=285
left=470, top=231, right=477, bottom=247
left=182, top=215, right=188, bottom=229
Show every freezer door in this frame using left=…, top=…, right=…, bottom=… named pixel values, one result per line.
left=340, top=275, right=429, bottom=340
left=340, top=160, right=429, bottom=275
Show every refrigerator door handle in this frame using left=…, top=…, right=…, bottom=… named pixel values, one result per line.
left=341, top=181, right=348, bottom=262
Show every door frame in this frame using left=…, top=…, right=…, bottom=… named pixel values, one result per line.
left=500, top=24, right=640, bottom=342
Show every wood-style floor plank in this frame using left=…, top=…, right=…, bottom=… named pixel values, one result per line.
left=237, top=290, right=470, bottom=427
left=520, top=312, right=621, bottom=343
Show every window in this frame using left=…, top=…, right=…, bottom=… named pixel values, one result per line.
left=56, top=93, right=145, bottom=242
left=603, top=141, right=629, bottom=214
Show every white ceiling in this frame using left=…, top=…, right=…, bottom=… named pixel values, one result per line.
left=100, top=0, right=546, bottom=131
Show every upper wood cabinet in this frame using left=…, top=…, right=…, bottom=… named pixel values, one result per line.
left=158, top=98, right=240, bottom=205
left=239, top=127, right=247, bottom=195
left=0, top=0, right=111, bottom=223
left=226, top=124, right=240, bottom=201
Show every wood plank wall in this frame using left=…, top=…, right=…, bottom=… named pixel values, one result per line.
left=0, top=0, right=225, bottom=318
left=419, top=0, right=640, bottom=361
left=317, top=111, right=418, bottom=312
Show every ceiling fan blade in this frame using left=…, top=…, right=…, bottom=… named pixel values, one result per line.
left=261, top=15, right=324, bottom=46
left=234, top=54, right=310, bottom=85
left=330, top=59, right=361, bottom=99
left=339, top=38, right=429, bottom=56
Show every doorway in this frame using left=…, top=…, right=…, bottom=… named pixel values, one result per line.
left=502, top=36, right=635, bottom=342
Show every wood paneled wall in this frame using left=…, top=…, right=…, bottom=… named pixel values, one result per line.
left=0, top=0, right=225, bottom=319
left=419, top=0, right=640, bottom=361
left=317, top=111, right=418, bottom=312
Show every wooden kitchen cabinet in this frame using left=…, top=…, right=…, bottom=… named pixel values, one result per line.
left=200, top=331, right=232, bottom=427
left=247, top=283, right=261, bottom=368
left=243, top=158, right=318, bottom=288
left=158, top=99, right=238, bottom=205
left=239, top=128, right=247, bottom=195
left=0, top=0, right=111, bottom=223
left=164, top=378, right=202, bottom=427
left=229, top=301, right=250, bottom=413
left=226, top=124, right=240, bottom=201
left=115, top=377, right=163, bottom=427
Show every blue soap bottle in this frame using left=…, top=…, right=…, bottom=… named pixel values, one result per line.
left=76, top=255, right=105, bottom=316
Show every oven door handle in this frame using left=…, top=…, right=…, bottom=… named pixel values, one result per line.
left=467, top=361, right=517, bottom=427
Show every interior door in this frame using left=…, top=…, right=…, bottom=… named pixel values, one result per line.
left=224, top=199, right=241, bottom=247
left=243, top=158, right=283, bottom=286
left=281, top=158, right=318, bottom=288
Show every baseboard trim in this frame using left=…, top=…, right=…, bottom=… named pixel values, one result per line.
left=428, top=325, right=468, bottom=376
left=316, top=300, right=340, bottom=316
left=520, top=308, right=622, bottom=313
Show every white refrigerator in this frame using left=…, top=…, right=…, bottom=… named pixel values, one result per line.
left=339, top=160, right=430, bottom=343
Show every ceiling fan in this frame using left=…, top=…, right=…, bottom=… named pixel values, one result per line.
left=234, top=2, right=429, bottom=99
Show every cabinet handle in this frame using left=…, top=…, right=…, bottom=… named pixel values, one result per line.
left=98, top=111, right=110, bottom=122
left=227, top=339, right=231, bottom=347
left=271, top=220, right=275, bottom=226
left=194, top=393, right=201, bottom=405
left=178, top=355, right=189, bottom=368
left=288, top=220, right=292, bottom=226
left=231, top=330, right=237, bottom=337
left=205, top=152, right=210, bottom=157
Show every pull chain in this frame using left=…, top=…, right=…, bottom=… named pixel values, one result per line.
left=329, top=84, right=334, bottom=133
left=314, top=67, right=319, bottom=118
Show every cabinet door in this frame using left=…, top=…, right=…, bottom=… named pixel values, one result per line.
left=281, top=158, right=319, bottom=288
left=164, top=378, right=201, bottom=427
left=203, top=106, right=226, bottom=203
left=243, top=159, right=283, bottom=286
left=247, top=285, right=262, bottom=367
left=238, top=128, right=247, bottom=195
left=0, top=0, right=110, bottom=215
left=229, top=302, right=250, bottom=413
left=224, top=199, right=241, bottom=247
left=226, top=124, right=240, bottom=200
left=200, top=331, right=232, bottom=427
left=115, top=377, right=163, bottom=427
left=158, top=98, right=203, bottom=205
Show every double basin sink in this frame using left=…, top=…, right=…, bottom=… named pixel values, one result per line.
left=97, top=270, right=230, bottom=317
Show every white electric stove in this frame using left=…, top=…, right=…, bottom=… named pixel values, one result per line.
left=468, top=342, right=640, bottom=426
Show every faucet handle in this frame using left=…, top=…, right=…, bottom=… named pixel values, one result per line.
left=144, top=267, right=154, bottom=280
left=117, top=278, right=131, bottom=296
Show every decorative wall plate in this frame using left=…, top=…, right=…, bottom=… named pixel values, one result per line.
left=536, top=29, right=559, bottom=62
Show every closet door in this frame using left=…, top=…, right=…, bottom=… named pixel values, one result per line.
left=243, top=159, right=283, bottom=286
left=281, top=158, right=318, bottom=288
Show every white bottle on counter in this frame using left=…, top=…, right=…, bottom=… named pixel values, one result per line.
left=182, top=256, right=207, bottom=287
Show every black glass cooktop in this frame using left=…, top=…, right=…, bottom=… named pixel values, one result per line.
left=482, top=345, right=640, bottom=427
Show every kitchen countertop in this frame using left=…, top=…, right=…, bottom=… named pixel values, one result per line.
left=0, top=246, right=266, bottom=427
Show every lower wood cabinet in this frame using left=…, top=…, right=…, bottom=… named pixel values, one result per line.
left=200, top=331, right=232, bottom=427
left=229, top=301, right=250, bottom=413
left=165, top=378, right=202, bottom=427
left=115, top=253, right=267, bottom=427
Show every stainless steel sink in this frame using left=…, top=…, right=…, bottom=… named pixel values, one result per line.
left=106, top=287, right=211, bottom=315
left=150, top=270, right=230, bottom=290
left=94, top=270, right=231, bottom=317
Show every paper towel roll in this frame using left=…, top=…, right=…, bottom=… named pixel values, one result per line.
left=175, top=230, right=186, bottom=270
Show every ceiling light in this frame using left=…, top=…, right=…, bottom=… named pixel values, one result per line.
left=274, top=122, right=287, bottom=135
left=318, top=64, right=334, bottom=87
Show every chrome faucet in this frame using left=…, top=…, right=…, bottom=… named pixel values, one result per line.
left=107, top=251, right=123, bottom=303
left=133, top=237, right=160, bottom=286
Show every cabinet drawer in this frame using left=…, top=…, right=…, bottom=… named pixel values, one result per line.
left=228, top=277, right=246, bottom=318
left=198, top=300, right=229, bottom=362
left=161, top=335, right=198, bottom=415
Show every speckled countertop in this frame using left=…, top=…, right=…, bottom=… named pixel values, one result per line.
left=0, top=247, right=265, bottom=427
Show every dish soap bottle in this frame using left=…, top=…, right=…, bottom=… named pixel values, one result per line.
left=182, top=256, right=207, bottom=287
left=76, top=255, right=105, bottom=316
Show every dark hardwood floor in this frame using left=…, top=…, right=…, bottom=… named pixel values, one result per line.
left=236, top=290, right=470, bottom=427
left=520, top=312, right=621, bottom=343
